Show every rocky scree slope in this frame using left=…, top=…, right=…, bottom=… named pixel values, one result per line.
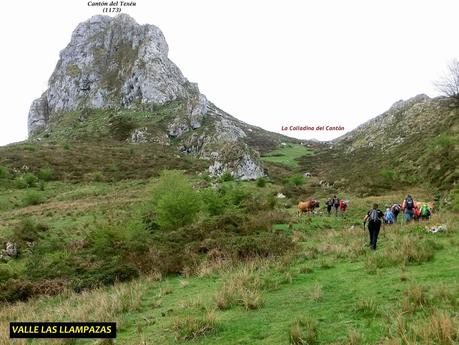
left=27, top=14, right=294, bottom=180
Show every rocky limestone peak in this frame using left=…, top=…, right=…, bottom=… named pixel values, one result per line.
left=28, top=14, right=206, bottom=135
left=388, top=94, right=430, bottom=112
left=26, top=14, right=272, bottom=180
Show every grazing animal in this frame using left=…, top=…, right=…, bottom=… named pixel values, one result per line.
left=298, top=199, right=320, bottom=215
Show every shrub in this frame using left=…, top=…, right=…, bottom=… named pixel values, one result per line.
left=256, top=177, right=267, bottom=187
left=415, top=309, right=459, bottom=344
left=22, top=191, right=45, bottom=206
left=15, top=173, right=39, bottom=188
left=379, top=169, right=396, bottom=181
left=38, top=180, right=46, bottom=191
left=151, top=170, right=201, bottom=230
left=354, top=298, right=379, bottom=316
left=214, top=268, right=263, bottom=311
left=0, top=265, right=16, bottom=281
left=0, top=279, right=33, bottom=302
left=108, top=114, right=136, bottom=141
left=37, top=167, right=54, bottom=181
left=290, top=175, right=305, bottom=186
left=0, top=165, right=10, bottom=179
left=402, top=284, right=430, bottom=313
left=289, top=317, right=318, bottom=345
left=173, top=311, right=218, bottom=341
left=12, top=218, right=49, bottom=244
left=220, top=171, right=234, bottom=182
left=200, top=188, right=227, bottom=216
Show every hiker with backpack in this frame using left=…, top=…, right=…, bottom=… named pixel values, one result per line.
left=402, top=195, right=416, bottom=222
left=363, top=203, right=385, bottom=250
left=391, top=203, right=401, bottom=223
left=332, top=195, right=340, bottom=216
left=384, top=207, right=395, bottom=224
left=326, top=198, right=333, bottom=215
left=419, top=203, right=431, bottom=221
left=339, top=199, right=349, bottom=217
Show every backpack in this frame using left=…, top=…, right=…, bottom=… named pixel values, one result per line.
left=405, top=197, right=414, bottom=210
left=368, top=209, right=380, bottom=223
left=421, top=204, right=429, bottom=217
left=385, top=210, right=394, bottom=223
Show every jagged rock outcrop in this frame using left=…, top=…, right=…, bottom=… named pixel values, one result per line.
left=208, top=141, right=265, bottom=180
left=28, top=14, right=207, bottom=136
left=27, top=14, right=274, bottom=179
left=0, top=242, right=17, bottom=262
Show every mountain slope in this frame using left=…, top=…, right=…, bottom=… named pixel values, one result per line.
left=299, top=94, right=459, bottom=194
left=26, top=14, right=298, bottom=180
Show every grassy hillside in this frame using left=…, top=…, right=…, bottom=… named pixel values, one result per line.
left=0, top=142, right=206, bottom=182
left=1, top=178, right=458, bottom=344
left=298, top=96, right=459, bottom=195
left=261, top=144, right=314, bottom=168
left=1, top=94, right=458, bottom=344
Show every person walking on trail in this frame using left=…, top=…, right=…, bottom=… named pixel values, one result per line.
left=384, top=207, right=395, bottom=224
left=402, top=194, right=416, bottom=222
left=326, top=198, right=333, bottom=215
left=332, top=195, right=340, bottom=216
left=339, top=199, right=349, bottom=217
left=391, top=203, right=401, bottom=223
left=363, top=203, right=385, bottom=250
left=419, top=203, right=431, bottom=221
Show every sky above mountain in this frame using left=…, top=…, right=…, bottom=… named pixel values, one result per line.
left=1, top=0, right=458, bottom=145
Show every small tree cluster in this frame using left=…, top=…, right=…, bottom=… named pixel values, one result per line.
left=434, top=59, right=459, bottom=98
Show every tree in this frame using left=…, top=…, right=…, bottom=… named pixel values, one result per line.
left=151, top=170, right=201, bottom=230
left=434, top=59, right=459, bottom=98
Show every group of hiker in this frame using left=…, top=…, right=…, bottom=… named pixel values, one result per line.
left=325, top=196, right=348, bottom=216
left=363, top=194, right=433, bottom=250
left=299, top=195, right=434, bottom=250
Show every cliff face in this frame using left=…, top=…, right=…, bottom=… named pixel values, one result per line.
left=28, top=14, right=206, bottom=135
left=27, top=14, right=297, bottom=180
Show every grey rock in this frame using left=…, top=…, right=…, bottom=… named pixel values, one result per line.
left=28, top=93, right=49, bottom=135
left=28, top=14, right=207, bottom=135
left=208, top=142, right=264, bottom=180
left=27, top=14, right=274, bottom=181
left=5, top=242, right=17, bottom=257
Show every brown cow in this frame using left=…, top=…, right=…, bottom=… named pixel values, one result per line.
left=298, top=199, right=320, bottom=216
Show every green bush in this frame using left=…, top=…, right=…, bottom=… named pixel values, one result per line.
left=289, top=175, right=305, bottom=186
left=0, top=166, right=10, bottom=179
left=151, top=170, right=201, bottom=230
left=220, top=171, right=234, bottom=182
left=12, top=218, right=49, bottom=244
left=0, top=279, right=33, bottom=302
left=23, top=191, right=45, bottom=206
left=200, top=188, right=227, bottom=216
left=256, top=177, right=267, bottom=187
left=0, top=265, right=16, bottom=281
left=15, top=173, right=39, bottom=189
left=37, top=167, right=54, bottom=181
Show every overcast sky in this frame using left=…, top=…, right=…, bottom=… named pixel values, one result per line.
left=0, top=0, right=458, bottom=146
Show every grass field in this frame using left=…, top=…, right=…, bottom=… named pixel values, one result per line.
left=261, top=144, right=313, bottom=168
left=1, top=172, right=457, bottom=344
